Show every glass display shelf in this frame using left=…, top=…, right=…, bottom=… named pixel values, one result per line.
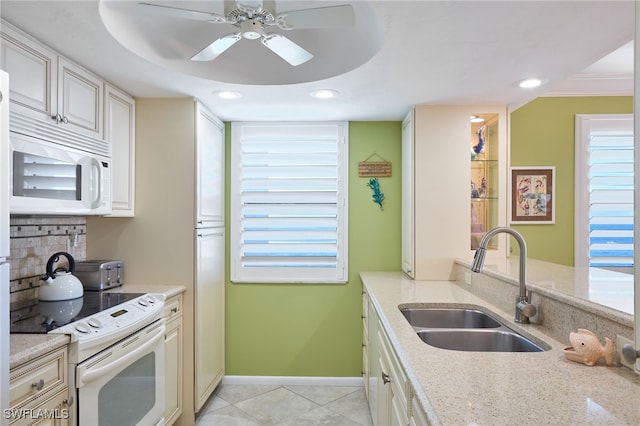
left=470, top=114, right=499, bottom=250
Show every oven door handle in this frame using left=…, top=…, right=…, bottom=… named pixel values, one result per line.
left=79, top=324, right=166, bottom=386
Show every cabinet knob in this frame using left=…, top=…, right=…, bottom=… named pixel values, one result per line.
left=171, top=307, right=178, bottom=314
left=51, top=113, right=69, bottom=124
left=381, top=372, right=391, bottom=385
left=31, top=379, right=44, bottom=391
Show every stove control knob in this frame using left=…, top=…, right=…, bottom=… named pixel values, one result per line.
left=75, top=322, right=91, bottom=334
left=88, top=318, right=103, bottom=329
left=138, top=298, right=149, bottom=307
left=147, top=296, right=156, bottom=304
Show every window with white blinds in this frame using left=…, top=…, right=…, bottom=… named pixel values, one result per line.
left=575, top=114, right=633, bottom=271
left=230, top=122, right=348, bottom=283
left=588, top=132, right=634, bottom=268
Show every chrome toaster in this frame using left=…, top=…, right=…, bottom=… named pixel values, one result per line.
left=75, top=260, right=124, bottom=291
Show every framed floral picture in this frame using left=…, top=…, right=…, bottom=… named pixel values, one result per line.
left=510, top=166, right=555, bottom=224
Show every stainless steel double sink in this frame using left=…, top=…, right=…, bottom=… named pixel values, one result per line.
left=399, top=305, right=549, bottom=352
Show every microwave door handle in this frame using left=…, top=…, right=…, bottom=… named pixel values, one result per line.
left=90, top=158, right=101, bottom=209
left=78, top=324, right=166, bottom=386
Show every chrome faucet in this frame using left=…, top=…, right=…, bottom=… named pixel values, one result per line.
left=470, top=226, right=537, bottom=324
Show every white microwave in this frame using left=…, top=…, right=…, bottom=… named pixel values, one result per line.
left=9, top=128, right=112, bottom=216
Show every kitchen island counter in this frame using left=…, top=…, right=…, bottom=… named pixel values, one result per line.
left=361, top=271, right=640, bottom=425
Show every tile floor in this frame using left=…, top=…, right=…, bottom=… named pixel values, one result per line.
left=195, top=383, right=373, bottom=426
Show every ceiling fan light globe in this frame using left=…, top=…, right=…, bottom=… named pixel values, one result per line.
left=243, top=31, right=261, bottom=39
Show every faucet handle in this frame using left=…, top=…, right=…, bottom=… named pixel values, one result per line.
left=519, top=301, right=537, bottom=318
left=516, top=292, right=537, bottom=320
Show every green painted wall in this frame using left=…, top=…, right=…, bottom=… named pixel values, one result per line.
left=510, top=97, right=632, bottom=265
left=224, top=121, right=402, bottom=376
left=223, top=97, right=633, bottom=376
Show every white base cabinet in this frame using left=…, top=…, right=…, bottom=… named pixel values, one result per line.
left=164, top=294, right=184, bottom=426
left=194, top=227, right=225, bottom=412
left=9, top=346, right=70, bottom=425
left=363, top=289, right=427, bottom=426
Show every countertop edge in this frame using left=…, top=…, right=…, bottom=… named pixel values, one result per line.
left=9, top=334, right=70, bottom=370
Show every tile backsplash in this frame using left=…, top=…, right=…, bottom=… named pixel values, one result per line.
left=9, top=216, right=86, bottom=303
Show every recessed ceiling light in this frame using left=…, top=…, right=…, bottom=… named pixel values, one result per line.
left=517, top=78, right=546, bottom=89
left=215, top=90, right=242, bottom=99
left=470, top=115, right=485, bottom=123
left=310, top=89, right=338, bottom=99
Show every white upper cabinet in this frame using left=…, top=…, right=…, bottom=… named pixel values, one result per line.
left=1, top=22, right=57, bottom=120
left=105, top=84, right=135, bottom=216
left=195, top=104, right=225, bottom=226
left=2, top=20, right=137, bottom=216
left=57, top=57, right=103, bottom=138
left=401, top=105, right=507, bottom=280
left=1, top=21, right=104, bottom=139
left=401, top=110, right=415, bottom=278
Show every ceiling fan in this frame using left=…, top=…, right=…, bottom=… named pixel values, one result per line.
left=138, top=0, right=355, bottom=66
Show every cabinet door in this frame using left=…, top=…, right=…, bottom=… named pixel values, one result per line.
left=164, top=313, right=183, bottom=426
left=0, top=23, right=57, bottom=121
left=10, top=389, right=70, bottom=426
left=367, top=300, right=380, bottom=425
left=376, top=339, right=391, bottom=426
left=57, top=57, right=103, bottom=138
left=105, top=84, right=135, bottom=216
left=194, top=227, right=225, bottom=412
left=195, top=104, right=224, bottom=226
left=401, top=110, right=415, bottom=277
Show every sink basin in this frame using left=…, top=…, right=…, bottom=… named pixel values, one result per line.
left=416, top=329, right=546, bottom=352
left=398, top=305, right=549, bottom=352
left=400, top=307, right=501, bottom=329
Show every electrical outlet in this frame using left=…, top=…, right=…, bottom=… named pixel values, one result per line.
left=464, top=271, right=472, bottom=285
left=616, top=335, right=636, bottom=370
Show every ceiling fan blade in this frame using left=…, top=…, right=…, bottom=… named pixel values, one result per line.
left=261, top=34, right=313, bottom=66
left=138, top=2, right=226, bottom=23
left=276, top=5, right=355, bottom=29
left=191, top=34, right=241, bottom=61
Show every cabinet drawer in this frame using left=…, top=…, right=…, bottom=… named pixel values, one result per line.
left=164, top=295, right=183, bottom=320
left=9, top=388, right=71, bottom=426
left=10, top=347, right=67, bottom=409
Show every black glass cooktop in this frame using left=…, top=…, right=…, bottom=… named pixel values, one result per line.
left=10, top=292, right=144, bottom=334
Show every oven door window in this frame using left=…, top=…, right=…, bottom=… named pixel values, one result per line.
left=98, top=352, right=157, bottom=426
left=76, top=321, right=165, bottom=426
left=13, top=151, right=81, bottom=200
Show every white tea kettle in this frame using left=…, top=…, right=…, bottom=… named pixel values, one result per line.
left=39, top=252, right=84, bottom=301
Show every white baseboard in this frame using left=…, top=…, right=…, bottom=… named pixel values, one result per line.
left=223, top=375, right=364, bottom=387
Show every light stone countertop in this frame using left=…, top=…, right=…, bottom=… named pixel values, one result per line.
left=456, top=257, right=634, bottom=318
left=9, top=334, right=70, bottom=370
left=361, top=271, right=640, bottom=425
left=9, top=284, right=186, bottom=369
